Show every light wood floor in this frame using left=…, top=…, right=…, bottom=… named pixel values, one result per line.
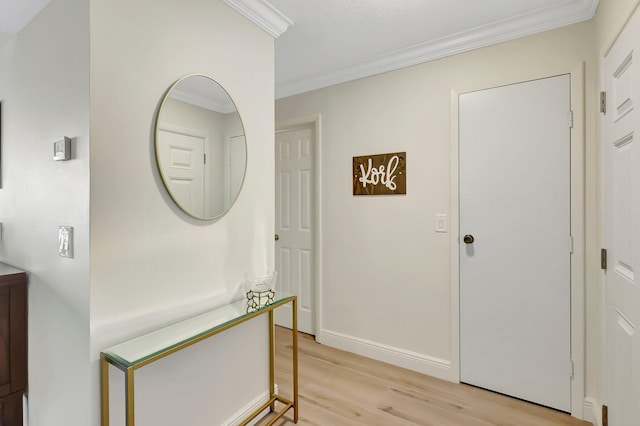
left=257, top=327, right=592, bottom=426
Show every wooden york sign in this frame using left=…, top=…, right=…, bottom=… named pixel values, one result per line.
left=353, top=152, right=406, bottom=195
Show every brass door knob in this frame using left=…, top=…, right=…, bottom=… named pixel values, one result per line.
left=463, top=234, right=475, bottom=244
left=275, top=234, right=280, bottom=241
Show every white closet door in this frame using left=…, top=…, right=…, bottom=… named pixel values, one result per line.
left=459, top=75, right=571, bottom=412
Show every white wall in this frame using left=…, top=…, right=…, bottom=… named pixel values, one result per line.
left=0, top=0, right=272, bottom=423
left=0, top=0, right=91, bottom=424
left=276, top=18, right=598, bottom=408
left=595, top=0, right=640, bottom=54
left=89, top=0, right=274, bottom=424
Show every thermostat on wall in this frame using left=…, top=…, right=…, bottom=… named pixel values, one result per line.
left=53, top=137, right=71, bottom=161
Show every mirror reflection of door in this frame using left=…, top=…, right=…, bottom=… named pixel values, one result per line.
left=157, top=129, right=206, bottom=217
left=226, top=135, right=246, bottom=209
left=155, top=75, right=247, bottom=220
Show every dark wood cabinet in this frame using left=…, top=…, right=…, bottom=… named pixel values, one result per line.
left=0, top=264, right=27, bottom=426
left=0, top=392, right=23, bottom=426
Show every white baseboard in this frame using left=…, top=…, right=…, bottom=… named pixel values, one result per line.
left=317, top=329, right=452, bottom=382
left=583, top=397, right=601, bottom=426
left=222, top=385, right=279, bottom=426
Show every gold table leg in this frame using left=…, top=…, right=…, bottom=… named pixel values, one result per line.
left=292, top=297, right=299, bottom=423
left=269, top=309, right=276, bottom=411
left=101, top=354, right=110, bottom=426
left=126, top=368, right=135, bottom=426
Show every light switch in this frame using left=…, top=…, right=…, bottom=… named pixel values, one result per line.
left=58, top=226, right=73, bottom=258
left=435, top=214, right=448, bottom=233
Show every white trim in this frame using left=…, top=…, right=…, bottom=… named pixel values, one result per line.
left=599, top=54, right=609, bottom=423
left=318, top=329, right=451, bottom=382
left=450, top=65, right=586, bottom=419
left=276, top=0, right=598, bottom=98
left=450, top=90, right=461, bottom=385
left=569, top=63, right=587, bottom=420
left=584, top=397, right=603, bottom=426
left=221, top=387, right=278, bottom=426
left=275, top=115, right=323, bottom=337
left=169, top=86, right=236, bottom=114
left=223, top=0, right=293, bottom=38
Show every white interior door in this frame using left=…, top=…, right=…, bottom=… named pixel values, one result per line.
left=157, top=129, right=206, bottom=217
left=275, top=126, right=315, bottom=334
left=602, top=7, right=640, bottom=425
left=459, top=75, right=572, bottom=412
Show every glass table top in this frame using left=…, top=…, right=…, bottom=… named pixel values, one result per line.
left=102, top=292, right=294, bottom=368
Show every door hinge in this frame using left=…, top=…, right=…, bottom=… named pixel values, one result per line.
left=602, top=404, right=608, bottom=426
left=204, top=153, right=207, bottom=164
left=569, top=359, right=574, bottom=378
left=600, top=91, right=607, bottom=114
left=569, top=236, right=574, bottom=254
left=601, top=248, right=607, bottom=270
left=568, top=110, right=574, bottom=128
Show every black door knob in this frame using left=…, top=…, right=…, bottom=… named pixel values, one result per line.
left=463, top=234, right=475, bottom=244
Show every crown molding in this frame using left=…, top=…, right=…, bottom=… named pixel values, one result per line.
left=276, top=0, right=599, bottom=98
left=170, top=86, right=236, bottom=114
left=223, top=0, right=293, bottom=38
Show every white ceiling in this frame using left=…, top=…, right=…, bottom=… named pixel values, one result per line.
left=268, top=0, right=599, bottom=98
left=0, top=0, right=599, bottom=99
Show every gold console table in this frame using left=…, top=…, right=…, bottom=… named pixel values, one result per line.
left=100, top=293, right=298, bottom=425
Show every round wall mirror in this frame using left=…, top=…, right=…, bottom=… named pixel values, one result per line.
left=155, top=74, right=247, bottom=220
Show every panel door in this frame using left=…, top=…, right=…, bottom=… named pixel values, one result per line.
left=275, top=127, right=315, bottom=334
left=602, top=6, right=640, bottom=425
left=157, top=129, right=206, bottom=217
left=459, top=75, right=572, bottom=412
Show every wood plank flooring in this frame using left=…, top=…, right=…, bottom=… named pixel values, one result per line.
left=256, top=327, right=592, bottom=426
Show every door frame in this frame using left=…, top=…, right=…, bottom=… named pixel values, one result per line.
left=450, top=66, right=586, bottom=418
left=275, top=114, right=323, bottom=337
